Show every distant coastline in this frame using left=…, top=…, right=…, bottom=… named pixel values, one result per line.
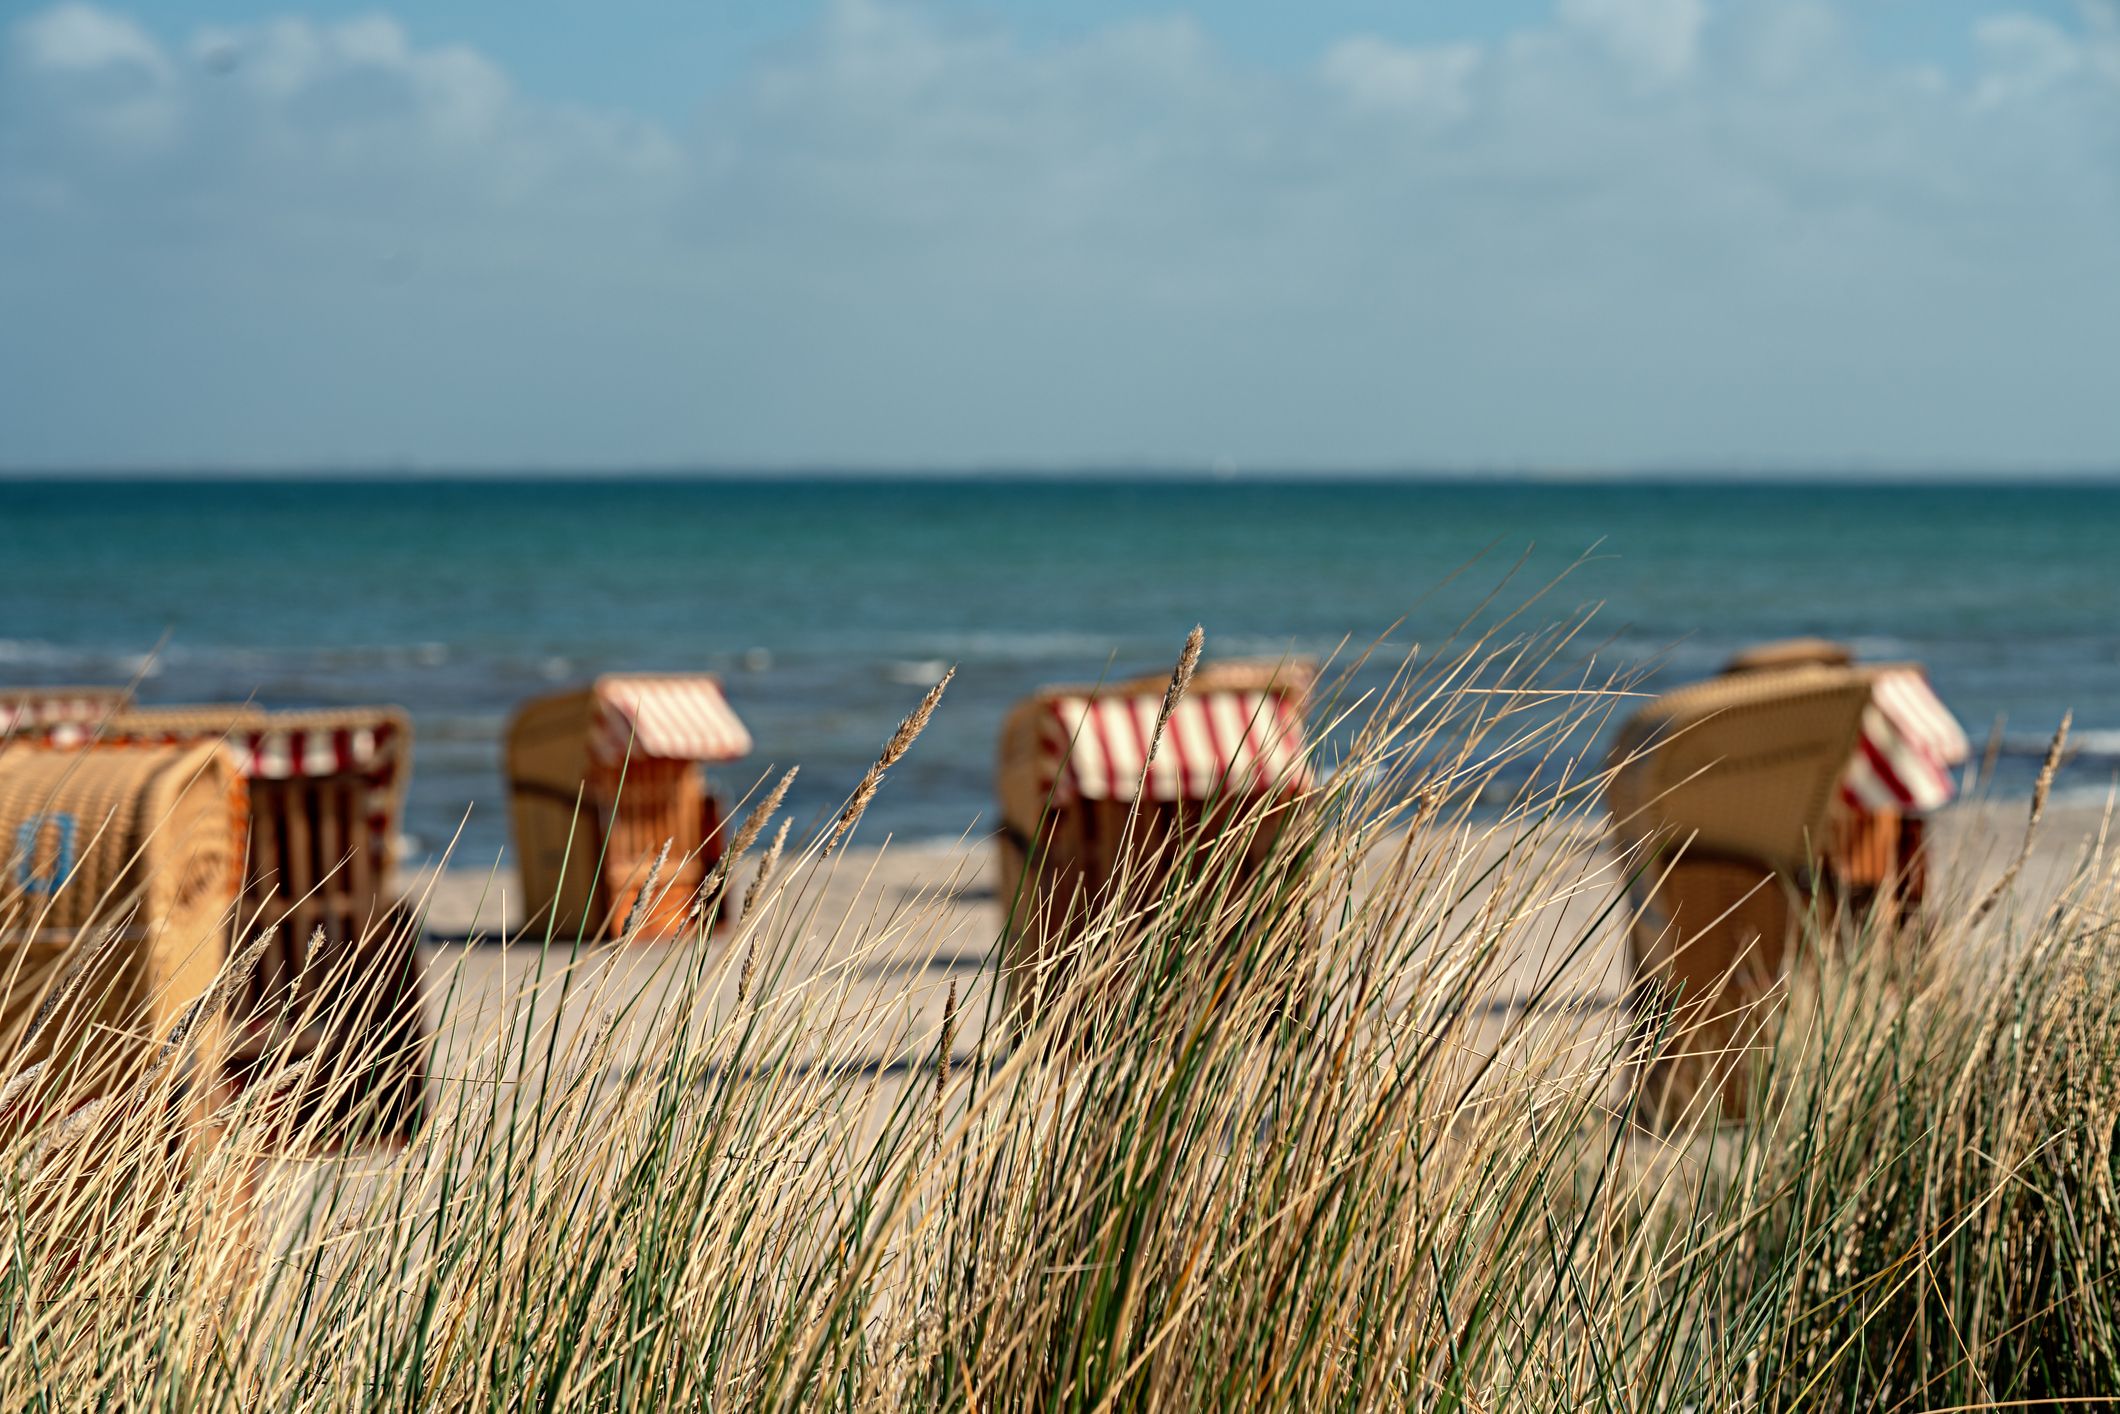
left=5, top=465, right=2120, bottom=486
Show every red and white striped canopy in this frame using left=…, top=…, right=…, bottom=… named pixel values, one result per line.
left=1041, top=688, right=1311, bottom=804
left=39, top=717, right=399, bottom=781
left=1841, top=668, right=1970, bottom=814
left=33, top=711, right=409, bottom=843
left=0, top=695, right=121, bottom=736
left=590, top=676, right=751, bottom=767
left=239, top=722, right=396, bottom=781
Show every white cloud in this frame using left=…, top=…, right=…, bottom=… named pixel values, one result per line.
left=1320, top=37, right=1482, bottom=119
left=16, top=2, right=166, bottom=76
left=1973, top=13, right=2085, bottom=104
left=1558, top=0, right=1707, bottom=80
left=13, top=2, right=176, bottom=147
left=1, top=0, right=2117, bottom=468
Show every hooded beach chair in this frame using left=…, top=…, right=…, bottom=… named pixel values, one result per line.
left=1606, top=648, right=1969, bottom=1116
left=1717, top=639, right=1970, bottom=921
left=0, top=741, right=252, bottom=1254
left=1, top=740, right=245, bottom=1084
left=36, top=705, right=427, bottom=1148
left=506, top=674, right=753, bottom=942
left=995, top=659, right=1317, bottom=1019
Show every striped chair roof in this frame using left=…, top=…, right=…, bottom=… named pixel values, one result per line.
left=0, top=687, right=130, bottom=736
left=589, top=675, right=752, bottom=766
left=1841, top=667, right=1970, bottom=814
left=1038, top=684, right=1311, bottom=804
left=42, top=706, right=409, bottom=784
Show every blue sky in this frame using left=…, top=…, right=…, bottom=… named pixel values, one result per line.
left=2, top=0, right=2115, bottom=470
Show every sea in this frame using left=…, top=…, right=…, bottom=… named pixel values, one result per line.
left=4, top=476, right=2116, bottom=867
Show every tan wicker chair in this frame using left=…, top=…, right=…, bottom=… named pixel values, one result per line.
left=507, top=675, right=752, bottom=942
left=1606, top=664, right=1874, bottom=1120
left=0, top=742, right=252, bottom=1260
left=1609, top=650, right=1966, bottom=1120
left=995, top=659, right=1316, bottom=1023
left=1, top=741, right=244, bottom=1079
left=43, top=705, right=426, bottom=1149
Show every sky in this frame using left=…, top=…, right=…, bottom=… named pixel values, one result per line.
left=1, top=0, right=2115, bottom=472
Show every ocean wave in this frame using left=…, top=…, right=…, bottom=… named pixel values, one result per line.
left=886, top=659, right=952, bottom=686
left=890, top=629, right=1359, bottom=668
left=0, top=638, right=163, bottom=677
left=1844, top=635, right=1916, bottom=662
left=1208, top=634, right=1360, bottom=661
left=2061, top=730, right=2120, bottom=759
left=305, top=642, right=450, bottom=670
left=0, top=638, right=463, bottom=673
left=1564, top=636, right=1728, bottom=671
left=1995, top=729, right=2120, bottom=760
left=0, top=638, right=71, bottom=666
left=889, top=630, right=1143, bottom=663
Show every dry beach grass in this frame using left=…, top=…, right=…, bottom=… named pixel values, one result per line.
left=1, top=617, right=2117, bottom=1409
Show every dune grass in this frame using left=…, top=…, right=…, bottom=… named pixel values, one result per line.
left=0, top=621, right=2115, bottom=1410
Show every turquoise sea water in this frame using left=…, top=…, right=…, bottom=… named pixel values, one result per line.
left=3, top=476, right=2116, bottom=864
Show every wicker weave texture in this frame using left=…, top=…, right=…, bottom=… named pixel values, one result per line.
left=1606, top=664, right=1873, bottom=876
left=0, top=742, right=244, bottom=1101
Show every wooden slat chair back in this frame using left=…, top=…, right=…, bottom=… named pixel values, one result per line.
left=506, top=675, right=749, bottom=943
left=1606, top=663, right=1875, bottom=878
left=995, top=659, right=1317, bottom=1023
left=507, top=689, right=606, bottom=938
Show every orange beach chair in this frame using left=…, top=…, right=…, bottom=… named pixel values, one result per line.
left=506, top=674, right=753, bottom=942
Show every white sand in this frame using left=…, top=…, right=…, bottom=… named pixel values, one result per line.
left=389, top=799, right=2112, bottom=1086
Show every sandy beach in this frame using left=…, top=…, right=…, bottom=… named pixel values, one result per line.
left=393, top=797, right=2113, bottom=1093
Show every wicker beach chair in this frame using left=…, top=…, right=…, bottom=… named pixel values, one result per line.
left=1718, top=640, right=1965, bottom=920
left=1607, top=663, right=1874, bottom=877
left=0, top=742, right=251, bottom=1257
left=507, top=675, right=753, bottom=942
left=41, top=705, right=427, bottom=1149
left=1, top=740, right=245, bottom=1081
left=995, top=659, right=1317, bottom=1024
left=1608, top=649, right=1968, bottom=1119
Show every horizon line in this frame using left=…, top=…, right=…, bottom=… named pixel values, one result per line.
left=5, top=463, right=2120, bottom=485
